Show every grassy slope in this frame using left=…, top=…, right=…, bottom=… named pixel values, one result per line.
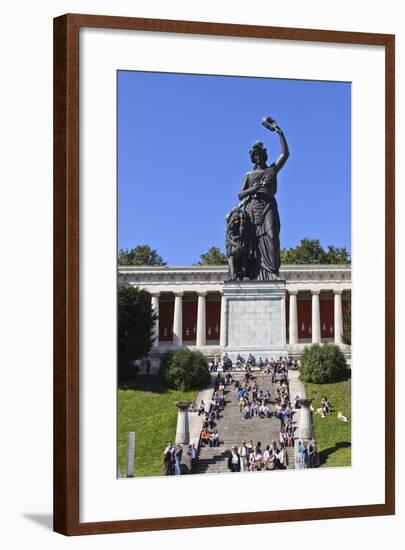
left=303, top=379, right=352, bottom=468
left=118, top=375, right=197, bottom=477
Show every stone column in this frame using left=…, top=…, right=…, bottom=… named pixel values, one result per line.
left=311, top=290, right=321, bottom=344
left=151, top=292, right=160, bottom=348
left=196, top=291, right=207, bottom=348
left=126, top=432, right=135, bottom=478
left=174, top=401, right=191, bottom=444
left=172, top=292, right=183, bottom=347
left=219, top=292, right=227, bottom=348
left=281, top=294, right=287, bottom=347
left=289, top=291, right=298, bottom=345
left=334, top=290, right=343, bottom=344
left=297, top=399, right=314, bottom=440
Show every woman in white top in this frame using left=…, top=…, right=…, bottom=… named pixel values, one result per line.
left=238, top=441, right=249, bottom=472
left=250, top=447, right=263, bottom=471
left=262, top=445, right=271, bottom=468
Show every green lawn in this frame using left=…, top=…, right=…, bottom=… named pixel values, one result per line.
left=118, top=375, right=197, bottom=477
left=303, top=378, right=351, bottom=468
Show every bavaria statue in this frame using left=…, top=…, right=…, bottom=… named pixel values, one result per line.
left=226, top=116, right=289, bottom=281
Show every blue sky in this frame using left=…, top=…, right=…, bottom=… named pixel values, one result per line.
left=118, top=71, right=351, bottom=265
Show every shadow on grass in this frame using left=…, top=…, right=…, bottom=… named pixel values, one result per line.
left=319, top=441, right=351, bottom=465
left=118, top=374, right=172, bottom=394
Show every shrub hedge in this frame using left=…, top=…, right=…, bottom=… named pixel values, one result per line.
left=300, top=344, right=348, bottom=384
left=159, top=348, right=211, bottom=391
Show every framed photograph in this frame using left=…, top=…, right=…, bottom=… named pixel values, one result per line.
left=54, top=14, right=395, bottom=535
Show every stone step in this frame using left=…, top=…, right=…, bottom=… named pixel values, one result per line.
left=207, top=422, right=276, bottom=427
left=194, top=371, right=295, bottom=474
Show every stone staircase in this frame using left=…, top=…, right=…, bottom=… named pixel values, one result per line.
left=193, top=371, right=295, bottom=475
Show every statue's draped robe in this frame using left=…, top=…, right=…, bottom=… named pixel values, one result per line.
left=242, top=163, right=281, bottom=279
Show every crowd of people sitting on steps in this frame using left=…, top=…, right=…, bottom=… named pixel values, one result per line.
left=200, top=356, right=300, bottom=473
left=163, top=354, right=320, bottom=474
left=228, top=439, right=288, bottom=471
left=228, top=435, right=318, bottom=472
left=209, top=353, right=299, bottom=373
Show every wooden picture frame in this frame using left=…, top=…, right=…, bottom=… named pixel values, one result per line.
left=54, top=13, right=395, bottom=535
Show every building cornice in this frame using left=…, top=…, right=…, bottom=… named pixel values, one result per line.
left=118, top=264, right=351, bottom=291
left=118, top=264, right=351, bottom=273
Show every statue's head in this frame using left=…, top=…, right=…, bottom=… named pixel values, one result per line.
left=249, top=140, right=268, bottom=165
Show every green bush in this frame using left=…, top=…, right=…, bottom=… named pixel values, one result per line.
left=159, top=348, right=211, bottom=391
left=300, top=344, right=348, bottom=384
left=158, top=351, right=172, bottom=375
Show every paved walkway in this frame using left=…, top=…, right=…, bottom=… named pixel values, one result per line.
left=287, top=370, right=308, bottom=468
left=288, top=369, right=306, bottom=428
left=193, top=370, right=295, bottom=474
left=188, top=374, right=217, bottom=448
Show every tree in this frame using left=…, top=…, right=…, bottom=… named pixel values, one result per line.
left=118, top=285, right=157, bottom=382
left=324, top=245, right=351, bottom=264
left=118, top=245, right=166, bottom=266
left=281, top=238, right=325, bottom=264
left=280, top=238, right=350, bottom=265
left=197, top=246, right=227, bottom=265
left=159, top=348, right=211, bottom=391
left=300, top=344, right=348, bottom=384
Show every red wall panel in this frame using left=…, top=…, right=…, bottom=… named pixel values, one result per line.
left=320, top=299, right=334, bottom=338
left=183, top=301, right=197, bottom=341
left=206, top=300, right=221, bottom=340
left=159, top=301, right=173, bottom=341
left=297, top=299, right=311, bottom=339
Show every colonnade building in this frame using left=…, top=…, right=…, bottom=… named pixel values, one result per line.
left=118, top=264, right=351, bottom=359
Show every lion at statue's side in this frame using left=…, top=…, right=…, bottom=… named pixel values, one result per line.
left=226, top=209, right=254, bottom=281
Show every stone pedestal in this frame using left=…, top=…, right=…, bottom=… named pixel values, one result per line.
left=296, top=398, right=314, bottom=441
left=221, top=280, right=287, bottom=361
left=174, top=401, right=191, bottom=445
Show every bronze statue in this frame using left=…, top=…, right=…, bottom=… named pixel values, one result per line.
left=226, top=117, right=289, bottom=281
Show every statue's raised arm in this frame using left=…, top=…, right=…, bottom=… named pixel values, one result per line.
left=261, top=116, right=289, bottom=172
left=225, top=116, right=289, bottom=281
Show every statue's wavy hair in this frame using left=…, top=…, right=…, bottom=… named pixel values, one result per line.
left=249, top=140, right=268, bottom=164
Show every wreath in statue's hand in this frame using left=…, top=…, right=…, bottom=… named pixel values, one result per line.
left=262, top=116, right=281, bottom=133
